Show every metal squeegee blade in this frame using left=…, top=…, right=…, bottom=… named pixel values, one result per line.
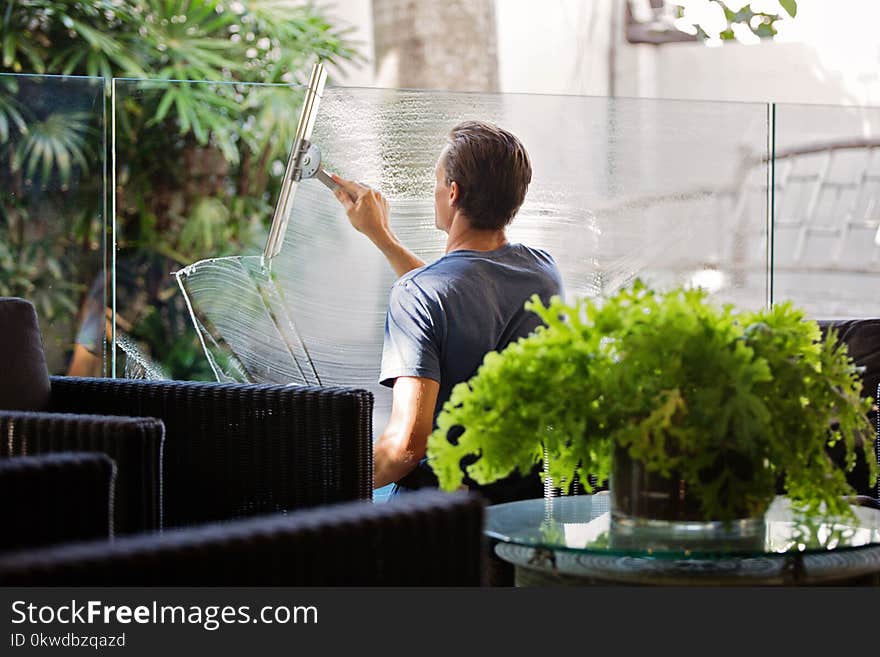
left=263, top=61, right=328, bottom=263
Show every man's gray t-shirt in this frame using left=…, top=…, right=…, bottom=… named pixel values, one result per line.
left=379, top=242, right=563, bottom=497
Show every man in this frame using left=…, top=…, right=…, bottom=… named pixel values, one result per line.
left=331, top=121, right=563, bottom=503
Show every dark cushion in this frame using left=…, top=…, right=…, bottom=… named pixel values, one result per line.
left=0, top=298, right=50, bottom=411
left=817, top=319, right=880, bottom=397
left=0, top=452, right=115, bottom=551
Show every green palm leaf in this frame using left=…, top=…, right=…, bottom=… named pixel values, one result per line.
left=0, top=89, right=26, bottom=142
left=13, top=111, right=93, bottom=185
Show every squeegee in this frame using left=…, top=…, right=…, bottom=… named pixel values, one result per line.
left=263, top=60, right=340, bottom=263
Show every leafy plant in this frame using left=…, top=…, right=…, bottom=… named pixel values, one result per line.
left=1, top=1, right=360, bottom=378
left=428, top=281, right=877, bottom=522
left=13, top=110, right=92, bottom=182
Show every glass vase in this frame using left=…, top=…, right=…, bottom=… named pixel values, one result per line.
left=609, top=445, right=767, bottom=552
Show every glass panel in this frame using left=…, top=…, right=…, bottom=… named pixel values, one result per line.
left=161, top=86, right=769, bottom=435
left=0, top=73, right=106, bottom=376
left=772, top=103, right=880, bottom=318
left=111, top=78, right=304, bottom=380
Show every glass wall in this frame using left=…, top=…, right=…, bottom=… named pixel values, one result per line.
left=111, top=78, right=305, bottom=380
left=772, top=102, right=880, bottom=318
left=14, top=75, right=880, bottom=404
left=0, top=73, right=106, bottom=376
left=154, top=85, right=770, bottom=435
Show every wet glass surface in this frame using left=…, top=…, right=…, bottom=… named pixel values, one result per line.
left=167, top=87, right=769, bottom=432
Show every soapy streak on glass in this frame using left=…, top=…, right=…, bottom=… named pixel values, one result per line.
left=176, top=88, right=770, bottom=433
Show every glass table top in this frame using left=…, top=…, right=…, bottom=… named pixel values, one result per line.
left=485, top=493, right=880, bottom=559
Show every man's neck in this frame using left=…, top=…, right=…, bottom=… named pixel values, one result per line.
left=444, top=215, right=508, bottom=254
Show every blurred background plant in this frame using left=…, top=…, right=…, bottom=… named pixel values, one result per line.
left=0, top=0, right=360, bottom=379
left=0, top=71, right=103, bottom=374
left=671, top=0, right=797, bottom=44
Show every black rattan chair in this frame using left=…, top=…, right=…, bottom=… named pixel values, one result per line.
left=0, top=490, right=485, bottom=586
left=0, top=452, right=115, bottom=551
left=0, top=411, right=162, bottom=534
left=1, top=297, right=374, bottom=531
left=46, top=377, right=373, bottom=528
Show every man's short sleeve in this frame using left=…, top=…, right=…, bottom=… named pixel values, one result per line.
left=379, top=279, right=442, bottom=388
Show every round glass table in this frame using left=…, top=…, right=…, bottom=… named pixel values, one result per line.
left=485, top=493, right=880, bottom=585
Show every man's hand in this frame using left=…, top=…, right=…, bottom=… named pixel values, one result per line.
left=329, top=173, right=426, bottom=277
left=331, top=174, right=393, bottom=247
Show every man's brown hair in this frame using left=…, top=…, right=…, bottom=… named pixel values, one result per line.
left=442, top=121, right=532, bottom=231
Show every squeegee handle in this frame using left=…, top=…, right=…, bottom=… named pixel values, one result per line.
left=315, top=168, right=340, bottom=193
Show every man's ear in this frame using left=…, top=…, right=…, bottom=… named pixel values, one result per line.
left=449, top=180, right=459, bottom=207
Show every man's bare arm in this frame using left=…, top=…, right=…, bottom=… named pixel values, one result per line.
left=331, top=174, right=426, bottom=277
left=373, top=376, right=440, bottom=489
left=368, top=231, right=426, bottom=279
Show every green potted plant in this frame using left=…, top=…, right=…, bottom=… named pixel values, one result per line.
left=427, top=281, right=877, bottom=535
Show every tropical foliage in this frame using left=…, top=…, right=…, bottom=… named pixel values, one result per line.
left=0, top=72, right=102, bottom=373
left=1, top=0, right=359, bottom=378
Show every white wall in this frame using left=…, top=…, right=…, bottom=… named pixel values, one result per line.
left=494, top=0, right=614, bottom=96
left=625, top=39, right=858, bottom=104
left=616, top=0, right=880, bottom=105
left=493, top=0, right=880, bottom=106
left=327, top=0, right=880, bottom=106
